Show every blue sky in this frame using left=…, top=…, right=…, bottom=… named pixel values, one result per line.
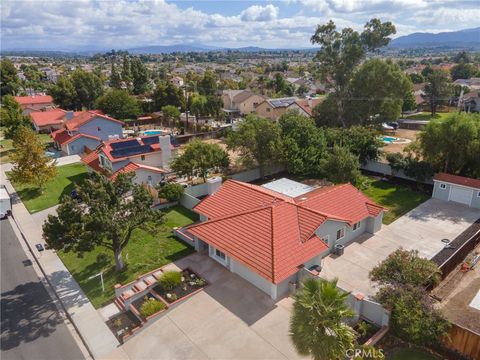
left=1, top=0, right=479, bottom=50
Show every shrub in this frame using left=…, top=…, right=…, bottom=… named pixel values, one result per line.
left=158, top=270, right=182, bottom=290
left=158, top=183, right=184, bottom=202
left=139, top=298, right=166, bottom=318
left=194, top=278, right=206, bottom=287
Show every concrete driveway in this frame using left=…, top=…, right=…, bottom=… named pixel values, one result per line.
left=320, top=199, right=480, bottom=297
left=102, top=253, right=305, bottom=360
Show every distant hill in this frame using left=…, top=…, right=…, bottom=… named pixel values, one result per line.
left=127, top=44, right=220, bottom=54
left=390, top=27, right=480, bottom=48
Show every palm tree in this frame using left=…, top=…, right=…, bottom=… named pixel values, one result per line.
left=290, top=278, right=356, bottom=360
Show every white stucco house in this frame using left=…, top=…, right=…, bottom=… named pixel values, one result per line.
left=183, top=178, right=385, bottom=300
left=432, top=173, right=480, bottom=209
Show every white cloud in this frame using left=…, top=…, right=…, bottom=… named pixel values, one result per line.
left=240, top=4, right=279, bottom=22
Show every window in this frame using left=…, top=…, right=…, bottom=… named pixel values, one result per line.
left=478, top=191, right=480, bottom=197
left=440, top=183, right=447, bottom=189
left=215, top=249, right=226, bottom=261
left=352, top=221, right=361, bottom=231
left=266, top=108, right=271, bottom=112
left=71, top=145, right=75, bottom=150
left=97, top=126, right=101, bottom=131
left=336, top=228, right=345, bottom=240
left=141, top=155, right=145, bottom=161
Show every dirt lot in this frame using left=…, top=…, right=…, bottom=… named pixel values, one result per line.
left=434, top=243, right=480, bottom=334
left=382, top=129, right=420, bottom=154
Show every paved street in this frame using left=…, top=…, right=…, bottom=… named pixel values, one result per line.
left=0, top=218, right=85, bottom=360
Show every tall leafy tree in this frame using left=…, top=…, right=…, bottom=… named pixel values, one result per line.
left=130, top=58, right=149, bottom=95
left=109, top=62, right=122, bottom=89
left=198, top=70, right=217, bottom=96
left=9, top=127, right=57, bottom=191
left=43, top=172, right=164, bottom=271
left=422, top=70, right=452, bottom=116
left=48, top=76, right=76, bottom=109
left=323, top=145, right=361, bottom=184
left=311, top=18, right=396, bottom=127
left=161, top=105, right=181, bottom=127
left=0, top=59, right=20, bottom=96
left=416, top=113, right=480, bottom=178
left=278, top=110, right=327, bottom=176
left=95, top=89, right=141, bottom=119
left=450, top=62, right=477, bottom=81
left=0, top=95, right=31, bottom=139
left=70, top=69, right=104, bottom=109
left=290, top=278, right=356, bottom=360
left=170, top=140, right=229, bottom=182
left=121, top=54, right=132, bottom=84
left=227, top=115, right=281, bottom=177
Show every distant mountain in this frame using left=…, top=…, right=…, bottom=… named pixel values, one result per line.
left=390, top=27, right=480, bottom=48
left=127, top=44, right=220, bottom=54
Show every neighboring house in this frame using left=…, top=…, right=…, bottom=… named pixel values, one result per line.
left=14, top=95, right=54, bottom=115
left=462, top=91, right=480, bottom=113
left=286, top=77, right=308, bottom=89
left=29, top=108, right=67, bottom=133
left=184, top=178, right=384, bottom=300
left=432, top=173, right=480, bottom=209
left=289, top=98, right=322, bottom=118
left=81, top=135, right=174, bottom=186
left=52, top=111, right=124, bottom=156
left=254, top=97, right=298, bottom=121
left=453, top=78, right=480, bottom=90
left=171, top=76, right=184, bottom=87
left=221, top=90, right=266, bottom=116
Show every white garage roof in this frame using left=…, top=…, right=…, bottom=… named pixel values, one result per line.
left=261, top=178, right=314, bottom=198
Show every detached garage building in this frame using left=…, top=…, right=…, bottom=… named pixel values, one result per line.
left=433, top=173, right=480, bottom=209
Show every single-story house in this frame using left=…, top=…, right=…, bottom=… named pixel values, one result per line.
left=14, top=95, right=55, bottom=115
left=432, top=173, right=480, bottom=209
left=184, top=178, right=385, bottom=300
left=289, top=98, right=323, bottom=118
left=52, top=110, right=124, bottom=155
left=81, top=134, right=174, bottom=186
left=29, top=108, right=67, bottom=133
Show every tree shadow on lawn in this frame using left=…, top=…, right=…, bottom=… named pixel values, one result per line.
left=56, top=172, right=91, bottom=203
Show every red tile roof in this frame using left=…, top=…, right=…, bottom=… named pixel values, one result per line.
left=51, top=128, right=100, bottom=146
left=29, top=109, right=65, bottom=127
left=188, top=180, right=384, bottom=284
left=434, top=173, right=480, bottom=189
left=294, top=98, right=322, bottom=116
left=65, top=111, right=124, bottom=131
left=81, top=151, right=102, bottom=172
left=100, top=135, right=164, bottom=162
left=14, top=95, right=53, bottom=105
left=110, top=162, right=166, bottom=180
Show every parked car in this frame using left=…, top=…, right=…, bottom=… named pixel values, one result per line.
left=0, top=186, right=12, bottom=219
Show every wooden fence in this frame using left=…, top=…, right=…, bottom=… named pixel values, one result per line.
left=442, top=324, right=480, bottom=360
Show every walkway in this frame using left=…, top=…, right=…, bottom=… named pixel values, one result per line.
left=0, top=163, right=119, bottom=358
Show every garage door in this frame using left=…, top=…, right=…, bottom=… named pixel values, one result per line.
left=450, top=186, right=473, bottom=206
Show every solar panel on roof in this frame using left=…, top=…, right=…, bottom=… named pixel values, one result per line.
left=142, top=136, right=159, bottom=146
left=110, top=144, right=153, bottom=159
left=110, top=139, right=139, bottom=150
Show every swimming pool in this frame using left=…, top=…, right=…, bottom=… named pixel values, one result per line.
left=382, top=136, right=397, bottom=143
left=143, top=130, right=164, bottom=136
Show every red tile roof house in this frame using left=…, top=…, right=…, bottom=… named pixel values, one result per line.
left=432, top=173, right=480, bottom=209
left=29, top=108, right=69, bottom=133
left=14, top=95, right=55, bottom=115
left=183, top=178, right=385, bottom=300
left=81, top=135, right=174, bottom=186
left=51, top=111, right=124, bottom=156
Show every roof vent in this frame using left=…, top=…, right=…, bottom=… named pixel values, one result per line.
left=300, top=197, right=307, bottom=201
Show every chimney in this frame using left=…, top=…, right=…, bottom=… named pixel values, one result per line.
left=65, top=111, right=74, bottom=121
left=207, top=177, right=222, bottom=195
left=158, top=135, right=172, bottom=167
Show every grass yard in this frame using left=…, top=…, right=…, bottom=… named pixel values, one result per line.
left=9, top=162, right=89, bottom=213
left=57, top=205, right=198, bottom=308
left=390, top=348, right=440, bottom=360
left=361, top=177, right=430, bottom=225
left=0, top=127, right=52, bottom=164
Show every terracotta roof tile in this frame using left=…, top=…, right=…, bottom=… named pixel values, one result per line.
left=14, top=95, right=53, bottom=105
left=29, top=109, right=65, bottom=127
left=434, top=173, right=480, bottom=189
left=65, top=110, right=124, bottom=131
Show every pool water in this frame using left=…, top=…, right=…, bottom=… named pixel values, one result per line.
left=144, top=130, right=163, bottom=136
left=382, top=136, right=397, bottom=143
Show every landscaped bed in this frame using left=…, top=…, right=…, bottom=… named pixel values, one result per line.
left=360, top=177, right=430, bottom=225
left=153, top=268, right=207, bottom=304
left=106, top=310, right=142, bottom=344
left=131, top=292, right=167, bottom=320
left=9, top=162, right=89, bottom=213
left=58, top=205, right=198, bottom=308
left=354, top=319, right=380, bottom=345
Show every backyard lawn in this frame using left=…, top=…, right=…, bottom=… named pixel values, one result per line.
left=404, top=112, right=451, bottom=121
left=361, top=177, right=430, bottom=225
left=9, top=162, right=89, bottom=213
left=57, top=205, right=198, bottom=308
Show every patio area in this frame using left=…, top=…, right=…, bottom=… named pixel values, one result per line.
left=99, top=253, right=305, bottom=360
left=320, top=198, right=480, bottom=297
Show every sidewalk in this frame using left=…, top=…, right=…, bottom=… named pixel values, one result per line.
left=1, top=163, right=120, bottom=358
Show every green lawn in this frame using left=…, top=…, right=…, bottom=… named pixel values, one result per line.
left=361, top=178, right=430, bottom=225
left=0, top=128, right=53, bottom=163
left=57, top=205, right=198, bottom=308
left=391, top=348, right=440, bottom=360
left=404, top=112, right=451, bottom=121
left=9, top=162, right=89, bottom=213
